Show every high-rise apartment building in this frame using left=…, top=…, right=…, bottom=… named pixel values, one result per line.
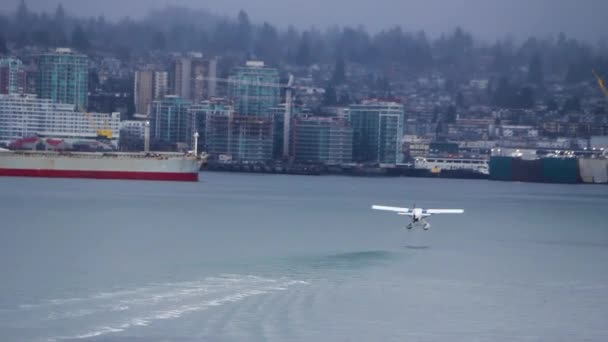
left=228, top=61, right=279, bottom=117
left=171, top=53, right=218, bottom=102
left=188, top=99, right=233, bottom=151
left=173, top=56, right=192, bottom=101
left=0, top=58, right=26, bottom=95
left=134, top=69, right=169, bottom=115
left=134, top=70, right=154, bottom=115
left=292, top=116, right=353, bottom=164
left=349, top=101, right=404, bottom=164
left=205, top=112, right=274, bottom=162
left=36, top=48, right=88, bottom=110
left=153, top=71, right=168, bottom=99
left=206, top=57, right=218, bottom=98
left=149, top=95, right=191, bottom=146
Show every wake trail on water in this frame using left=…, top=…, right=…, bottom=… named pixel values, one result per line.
left=14, top=274, right=308, bottom=342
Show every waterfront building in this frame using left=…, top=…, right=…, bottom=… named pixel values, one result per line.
left=349, top=101, right=404, bottom=164
left=36, top=48, right=88, bottom=110
left=0, top=57, right=26, bottom=95
left=292, top=116, right=353, bottom=164
left=205, top=112, right=273, bottom=162
left=188, top=99, right=233, bottom=151
left=119, top=120, right=146, bottom=140
left=228, top=61, right=279, bottom=117
left=0, top=94, right=119, bottom=145
left=150, top=95, right=191, bottom=146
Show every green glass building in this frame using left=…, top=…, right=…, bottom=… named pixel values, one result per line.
left=349, top=101, right=404, bottom=164
left=228, top=61, right=279, bottom=117
left=150, top=95, right=192, bottom=146
left=293, top=117, right=353, bottom=164
left=36, top=48, right=89, bottom=111
left=205, top=112, right=274, bottom=162
left=189, top=100, right=234, bottom=151
left=0, top=57, right=26, bottom=94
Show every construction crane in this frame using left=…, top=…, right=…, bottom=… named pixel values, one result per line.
left=284, top=74, right=294, bottom=159
left=592, top=69, right=608, bottom=99
left=206, top=76, right=312, bottom=91
left=84, top=112, right=113, bottom=139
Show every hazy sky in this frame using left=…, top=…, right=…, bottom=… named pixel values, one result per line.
left=2, top=0, right=607, bottom=42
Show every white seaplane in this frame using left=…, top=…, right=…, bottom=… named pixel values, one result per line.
left=371, top=204, right=464, bottom=230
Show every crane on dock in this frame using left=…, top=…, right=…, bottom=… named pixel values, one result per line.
left=84, top=112, right=113, bottom=139
left=592, top=69, right=608, bottom=99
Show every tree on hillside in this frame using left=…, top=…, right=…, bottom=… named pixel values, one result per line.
left=434, top=27, right=473, bottom=65
left=296, top=31, right=311, bottom=66
left=14, top=0, right=33, bottom=37
left=446, top=105, right=457, bottom=123
left=54, top=3, right=65, bottom=25
left=0, top=34, right=8, bottom=54
left=562, top=95, right=581, bottom=113
left=376, top=76, right=391, bottom=98
left=528, top=54, right=543, bottom=85
left=493, top=77, right=535, bottom=109
left=323, top=84, right=337, bottom=105
left=565, top=62, right=590, bottom=84
left=211, top=20, right=235, bottom=53
left=332, top=54, right=346, bottom=84
left=283, top=25, right=300, bottom=63
left=71, top=25, right=90, bottom=51
left=16, top=0, right=29, bottom=23
left=518, top=87, right=535, bottom=108
left=150, top=31, right=166, bottom=51
left=88, top=70, right=100, bottom=91
left=14, top=31, right=29, bottom=48
left=0, top=14, right=8, bottom=35
left=31, top=30, right=51, bottom=47
left=0, top=2, right=603, bottom=82
left=456, top=91, right=465, bottom=108
left=253, top=23, right=280, bottom=66
left=48, top=3, right=68, bottom=46
left=340, top=91, right=352, bottom=105
left=431, top=106, right=440, bottom=123
left=546, top=98, right=558, bottom=111
left=197, top=30, right=209, bottom=51
left=236, top=10, right=251, bottom=52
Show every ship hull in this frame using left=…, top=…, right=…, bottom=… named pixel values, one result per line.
left=0, top=151, right=201, bottom=182
left=489, top=156, right=581, bottom=184
left=0, top=168, right=198, bottom=181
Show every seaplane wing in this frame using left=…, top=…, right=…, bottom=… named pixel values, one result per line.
left=425, top=209, right=464, bottom=214
left=371, top=205, right=413, bottom=215
left=372, top=204, right=463, bottom=230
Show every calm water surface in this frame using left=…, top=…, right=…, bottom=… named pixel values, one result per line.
left=0, top=172, right=607, bottom=341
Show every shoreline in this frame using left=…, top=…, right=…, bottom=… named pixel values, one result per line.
left=203, top=162, right=489, bottom=180
left=202, top=162, right=606, bottom=185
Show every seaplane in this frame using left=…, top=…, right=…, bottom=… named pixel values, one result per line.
left=371, top=204, right=464, bottom=230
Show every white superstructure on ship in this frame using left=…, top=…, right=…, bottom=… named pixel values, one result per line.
left=414, top=157, right=489, bottom=175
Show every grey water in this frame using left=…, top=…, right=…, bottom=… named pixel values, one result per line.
left=1, top=173, right=607, bottom=341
